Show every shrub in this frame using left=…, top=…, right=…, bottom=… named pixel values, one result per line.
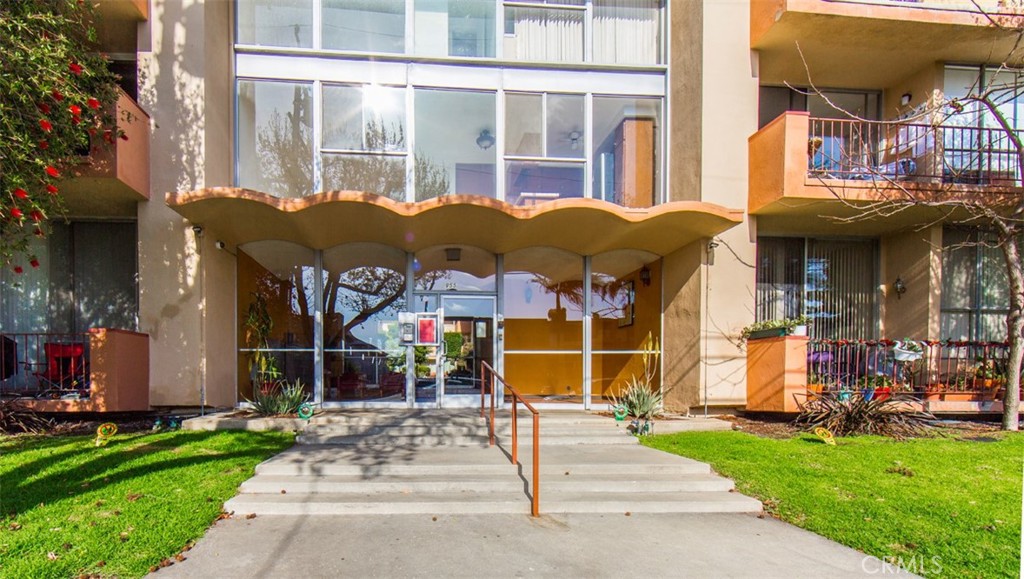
left=794, top=393, right=934, bottom=440
left=0, top=398, right=53, bottom=434
left=247, top=380, right=310, bottom=417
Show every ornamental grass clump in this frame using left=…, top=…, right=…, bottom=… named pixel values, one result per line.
left=247, top=380, right=310, bottom=417
left=0, top=398, right=53, bottom=434
left=794, top=392, right=934, bottom=440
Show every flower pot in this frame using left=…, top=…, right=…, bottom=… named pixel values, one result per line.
left=747, top=327, right=788, bottom=340
left=791, top=325, right=808, bottom=337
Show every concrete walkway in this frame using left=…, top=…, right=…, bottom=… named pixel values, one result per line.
left=156, top=512, right=908, bottom=578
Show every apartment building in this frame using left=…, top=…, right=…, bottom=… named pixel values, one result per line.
left=0, top=0, right=1018, bottom=415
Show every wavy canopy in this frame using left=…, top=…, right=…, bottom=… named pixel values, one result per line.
left=165, top=189, right=743, bottom=255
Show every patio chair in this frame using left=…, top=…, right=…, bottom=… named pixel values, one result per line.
left=33, top=342, right=89, bottom=398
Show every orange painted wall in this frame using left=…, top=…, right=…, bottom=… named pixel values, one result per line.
left=745, top=335, right=808, bottom=413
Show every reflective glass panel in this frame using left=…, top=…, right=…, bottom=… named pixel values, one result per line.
left=322, top=0, right=406, bottom=53
left=414, top=89, right=496, bottom=200
left=237, top=80, right=314, bottom=197
left=237, top=0, right=313, bottom=48
left=592, top=97, right=661, bottom=206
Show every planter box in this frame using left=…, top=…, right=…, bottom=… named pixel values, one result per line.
left=746, top=335, right=809, bottom=413
left=747, top=327, right=789, bottom=341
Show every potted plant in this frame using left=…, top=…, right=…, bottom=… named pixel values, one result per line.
left=740, top=316, right=811, bottom=342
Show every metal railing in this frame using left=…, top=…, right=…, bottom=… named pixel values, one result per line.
left=808, top=117, right=1022, bottom=186
left=807, top=339, right=1012, bottom=399
left=480, top=361, right=540, bottom=517
left=0, top=332, right=92, bottom=398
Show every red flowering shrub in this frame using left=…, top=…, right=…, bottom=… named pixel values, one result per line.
left=1, top=0, right=121, bottom=272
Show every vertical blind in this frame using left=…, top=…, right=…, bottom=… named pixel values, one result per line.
left=756, top=237, right=878, bottom=340
left=592, top=0, right=661, bottom=65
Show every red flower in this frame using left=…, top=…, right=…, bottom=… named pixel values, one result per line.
left=38, top=103, right=51, bottom=114
left=120, top=133, right=129, bottom=141
left=69, top=62, right=83, bottom=75
left=39, top=119, right=52, bottom=132
left=69, top=104, right=82, bottom=116
left=38, top=140, right=49, bottom=150
left=13, top=188, right=28, bottom=199
left=30, top=210, right=43, bottom=222
left=52, top=90, right=64, bottom=101
left=71, top=116, right=80, bottom=125
left=29, top=259, right=39, bottom=268
left=33, top=228, right=45, bottom=237
left=45, top=166, right=60, bottom=178
left=10, top=208, right=23, bottom=219
left=87, top=98, right=101, bottom=110
left=45, top=184, right=58, bottom=194
left=13, top=266, right=23, bottom=274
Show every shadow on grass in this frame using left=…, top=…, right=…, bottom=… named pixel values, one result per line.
left=1, top=431, right=289, bottom=518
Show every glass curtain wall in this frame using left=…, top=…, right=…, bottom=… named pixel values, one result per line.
left=236, top=241, right=317, bottom=401
left=590, top=251, right=660, bottom=401
left=755, top=237, right=879, bottom=340
left=322, top=84, right=408, bottom=200
left=413, top=89, right=497, bottom=200
left=503, top=248, right=584, bottom=401
left=237, top=0, right=663, bottom=64
left=505, top=92, right=586, bottom=204
left=322, top=243, right=408, bottom=401
left=237, top=80, right=313, bottom=197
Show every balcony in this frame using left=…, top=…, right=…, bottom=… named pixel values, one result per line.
left=749, top=111, right=1022, bottom=234
left=0, top=329, right=150, bottom=412
left=61, top=88, right=150, bottom=217
left=752, top=0, right=1024, bottom=87
left=745, top=335, right=1021, bottom=414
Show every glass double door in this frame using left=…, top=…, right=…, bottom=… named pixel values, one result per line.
left=416, top=295, right=496, bottom=407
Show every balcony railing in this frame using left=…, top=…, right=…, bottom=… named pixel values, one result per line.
left=808, top=117, right=1022, bottom=187
left=807, top=339, right=1013, bottom=400
left=0, top=329, right=150, bottom=411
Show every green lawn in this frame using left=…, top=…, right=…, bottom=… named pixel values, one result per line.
left=0, top=429, right=294, bottom=578
left=643, top=430, right=1022, bottom=578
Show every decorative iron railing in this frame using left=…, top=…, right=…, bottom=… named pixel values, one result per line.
left=808, top=117, right=1022, bottom=186
left=807, top=339, right=1012, bottom=400
left=0, top=332, right=92, bottom=399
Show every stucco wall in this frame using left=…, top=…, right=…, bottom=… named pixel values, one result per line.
left=138, top=0, right=236, bottom=407
left=880, top=226, right=942, bottom=340
left=698, top=0, right=759, bottom=408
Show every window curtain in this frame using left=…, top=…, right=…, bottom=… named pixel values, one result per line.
left=755, top=237, right=804, bottom=323
left=592, top=0, right=661, bottom=65
left=509, top=7, right=583, bottom=62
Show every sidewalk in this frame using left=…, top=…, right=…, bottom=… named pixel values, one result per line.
left=155, top=512, right=910, bottom=578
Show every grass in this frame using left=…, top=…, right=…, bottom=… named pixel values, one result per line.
left=0, top=429, right=294, bottom=578
left=643, top=430, right=1023, bottom=578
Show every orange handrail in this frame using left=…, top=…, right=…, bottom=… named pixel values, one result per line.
left=480, top=361, right=540, bottom=517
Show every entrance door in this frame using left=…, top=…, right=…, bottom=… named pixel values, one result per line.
left=438, top=295, right=496, bottom=407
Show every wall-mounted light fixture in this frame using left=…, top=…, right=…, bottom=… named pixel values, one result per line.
left=445, top=247, right=462, bottom=262
left=900, top=92, right=913, bottom=107
left=893, top=276, right=907, bottom=299
left=475, top=129, right=495, bottom=150
left=639, top=265, right=652, bottom=287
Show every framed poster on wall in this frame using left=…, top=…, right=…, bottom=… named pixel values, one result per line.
left=416, top=313, right=439, bottom=345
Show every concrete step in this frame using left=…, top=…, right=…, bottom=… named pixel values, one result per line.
left=224, top=490, right=760, bottom=516
left=301, top=423, right=629, bottom=437
left=239, top=473, right=733, bottom=495
left=296, top=433, right=492, bottom=446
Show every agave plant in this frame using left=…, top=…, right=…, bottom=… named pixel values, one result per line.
left=247, top=380, right=310, bottom=417
left=610, top=332, right=664, bottom=435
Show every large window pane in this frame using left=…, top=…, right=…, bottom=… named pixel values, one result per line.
left=236, top=241, right=317, bottom=401
left=505, top=93, right=543, bottom=157
left=547, top=94, right=585, bottom=158
left=593, top=0, right=662, bottom=65
left=505, top=161, right=584, bottom=205
left=323, top=0, right=405, bottom=53
left=591, top=251, right=660, bottom=351
left=323, top=243, right=407, bottom=401
left=414, top=89, right=496, bottom=200
left=592, top=97, right=660, bottom=206
left=503, top=248, right=583, bottom=351
left=503, top=5, right=584, bottom=63
left=592, top=352, right=660, bottom=401
left=755, top=237, right=805, bottom=322
left=322, top=154, right=406, bottom=199
left=505, top=353, right=583, bottom=399
left=415, top=0, right=495, bottom=58
left=805, top=239, right=878, bottom=340
left=237, top=80, right=314, bottom=198
left=237, top=0, right=313, bottom=48
left=323, top=85, right=406, bottom=152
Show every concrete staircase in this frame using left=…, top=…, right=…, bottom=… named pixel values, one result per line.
left=224, top=410, right=761, bottom=516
